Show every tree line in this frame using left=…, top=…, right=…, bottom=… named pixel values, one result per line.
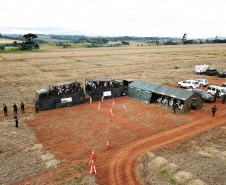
left=0, top=33, right=41, bottom=51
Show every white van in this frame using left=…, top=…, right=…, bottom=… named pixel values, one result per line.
left=207, top=85, right=226, bottom=97
left=195, top=65, right=209, bottom=74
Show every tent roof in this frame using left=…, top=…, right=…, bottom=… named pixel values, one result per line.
left=154, top=85, right=171, bottom=94
left=129, top=80, right=194, bottom=100
left=86, top=77, right=115, bottom=82
left=36, top=89, right=48, bottom=94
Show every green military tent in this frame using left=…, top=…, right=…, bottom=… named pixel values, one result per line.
left=127, top=80, right=203, bottom=114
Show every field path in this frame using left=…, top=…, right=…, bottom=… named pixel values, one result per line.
left=96, top=111, right=226, bottom=185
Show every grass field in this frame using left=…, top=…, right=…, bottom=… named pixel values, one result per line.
left=0, top=44, right=225, bottom=185
left=0, top=43, right=225, bottom=109
left=0, top=38, right=24, bottom=43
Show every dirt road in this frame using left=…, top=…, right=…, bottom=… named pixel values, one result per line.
left=96, top=107, right=226, bottom=185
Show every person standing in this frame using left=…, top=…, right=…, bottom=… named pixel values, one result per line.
left=13, top=103, right=18, bottom=114
left=14, top=114, right=18, bottom=127
left=212, top=105, right=217, bottom=117
left=214, top=89, right=220, bottom=102
left=3, top=104, right=8, bottom=117
left=173, top=102, right=176, bottom=114
left=35, top=103, right=39, bottom=113
left=222, top=94, right=226, bottom=104
left=214, top=92, right=217, bottom=102
left=20, top=101, right=25, bottom=113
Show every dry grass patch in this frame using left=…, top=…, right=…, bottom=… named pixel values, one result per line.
left=137, top=125, right=226, bottom=185
left=174, top=171, right=193, bottom=184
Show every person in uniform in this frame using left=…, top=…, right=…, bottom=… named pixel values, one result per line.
left=173, top=101, right=176, bottom=114
left=3, top=104, right=8, bottom=117
left=212, top=105, right=217, bottom=117
left=214, top=89, right=220, bottom=102
left=13, top=103, right=18, bottom=114
left=20, top=101, right=25, bottom=113
left=222, top=94, right=226, bottom=104
left=14, top=113, right=18, bottom=127
left=35, top=103, right=39, bottom=113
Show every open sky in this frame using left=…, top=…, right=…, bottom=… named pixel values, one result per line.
left=1, top=0, right=226, bottom=38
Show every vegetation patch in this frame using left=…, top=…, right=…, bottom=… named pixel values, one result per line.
left=75, top=60, right=83, bottom=63
left=159, top=169, right=178, bottom=184
left=162, top=82, right=170, bottom=85
left=0, top=49, right=43, bottom=53
left=208, top=53, right=218, bottom=55
left=96, top=64, right=103, bottom=66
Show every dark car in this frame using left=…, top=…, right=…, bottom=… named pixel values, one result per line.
left=186, top=89, right=214, bottom=102
left=218, top=70, right=226, bottom=78
left=205, top=68, right=218, bottom=76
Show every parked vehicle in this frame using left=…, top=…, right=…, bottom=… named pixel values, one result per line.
left=207, top=85, right=226, bottom=97
left=223, top=83, right=226, bottom=87
left=186, top=89, right=213, bottom=102
left=218, top=70, right=226, bottom=78
left=205, top=68, right=218, bottom=76
left=195, top=65, right=209, bottom=74
left=177, top=80, right=200, bottom=89
left=195, top=78, right=208, bottom=87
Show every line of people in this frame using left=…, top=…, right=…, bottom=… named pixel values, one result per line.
left=2, top=102, right=25, bottom=128
left=3, top=102, right=25, bottom=117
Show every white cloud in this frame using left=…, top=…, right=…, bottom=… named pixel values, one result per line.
left=0, top=0, right=226, bottom=38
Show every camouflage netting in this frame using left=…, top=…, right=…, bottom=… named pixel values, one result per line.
left=85, top=78, right=123, bottom=102
left=37, top=91, right=85, bottom=111
left=127, top=80, right=203, bottom=114
left=35, top=80, right=85, bottom=111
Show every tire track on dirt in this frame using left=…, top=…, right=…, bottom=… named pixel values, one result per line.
left=96, top=113, right=226, bottom=185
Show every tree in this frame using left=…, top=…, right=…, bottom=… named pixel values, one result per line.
left=182, top=33, right=187, bottom=44
left=0, top=33, right=2, bottom=38
left=19, top=33, right=39, bottom=51
left=12, top=41, right=18, bottom=47
left=23, top=33, right=38, bottom=42
left=121, top=40, right=129, bottom=45
left=0, top=46, right=5, bottom=50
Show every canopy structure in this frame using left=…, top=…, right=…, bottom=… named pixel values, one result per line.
left=49, top=80, right=82, bottom=88
left=85, top=77, right=115, bottom=83
left=127, top=80, right=203, bottom=114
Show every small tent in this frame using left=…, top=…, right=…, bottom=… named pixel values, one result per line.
left=127, top=80, right=203, bottom=114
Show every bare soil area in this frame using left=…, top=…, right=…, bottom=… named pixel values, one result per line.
left=0, top=44, right=226, bottom=185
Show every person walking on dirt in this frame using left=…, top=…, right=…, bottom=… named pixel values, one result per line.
left=14, top=113, right=19, bottom=127
left=212, top=105, right=217, bottom=117
left=20, top=101, right=25, bottom=113
left=3, top=103, right=8, bottom=117
left=13, top=103, right=18, bottom=115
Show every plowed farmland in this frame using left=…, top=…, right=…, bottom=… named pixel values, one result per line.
left=0, top=44, right=226, bottom=185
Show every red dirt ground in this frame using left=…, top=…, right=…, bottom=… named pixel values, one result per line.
left=14, top=95, right=226, bottom=185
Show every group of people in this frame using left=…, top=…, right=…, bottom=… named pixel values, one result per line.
left=50, top=84, right=82, bottom=95
left=86, top=81, right=114, bottom=92
left=2, top=102, right=25, bottom=128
